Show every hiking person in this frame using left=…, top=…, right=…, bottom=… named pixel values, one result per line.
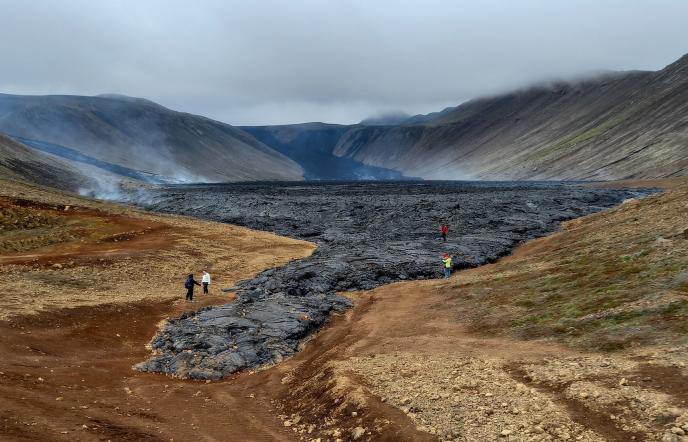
left=440, top=224, right=449, bottom=242
left=201, top=270, right=211, bottom=295
left=185, top=273, right=201, bottom=301
left=442, top=253, right=453, bottom=278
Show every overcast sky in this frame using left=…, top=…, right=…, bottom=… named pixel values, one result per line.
left=1, top=0, right=687, bottom=125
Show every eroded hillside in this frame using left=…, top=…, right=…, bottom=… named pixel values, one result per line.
left=0, top=93, right=304, bottom=183
left=330, top=54, right=688, bottom=180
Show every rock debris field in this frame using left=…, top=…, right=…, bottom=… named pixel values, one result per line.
left=132, top=181, right=647, bottom=380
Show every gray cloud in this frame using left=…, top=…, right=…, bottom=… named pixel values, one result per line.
left=1, top=0, right=687, bottom=125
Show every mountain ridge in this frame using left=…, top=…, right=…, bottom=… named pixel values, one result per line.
left=1, top=52, right=687, bottom=187
left=330, top=53, right=688, bottom=180
left=239, top=123, right=408, bottom=180
left=0, top=93, right=304, bottom=183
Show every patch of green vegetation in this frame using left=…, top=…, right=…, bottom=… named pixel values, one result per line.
left=514, top=299, right=536, bottom=308
left=559, top=116, right=625, bottom=146
left=529, top=115, right=626, bottom=161
left=597, top=310, right=646, bottom=326
left=459, top=181, right=688, bottom=351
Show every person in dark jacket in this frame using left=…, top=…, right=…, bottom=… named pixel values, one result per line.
left=185, top=274, right=201, bottom=301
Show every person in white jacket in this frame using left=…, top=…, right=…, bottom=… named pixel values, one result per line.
left=201, top=270, right=211, bottom=295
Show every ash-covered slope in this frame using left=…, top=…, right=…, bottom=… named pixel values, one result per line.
left=0, top=93, right=304, bottom=183
left=240, top=123, right=407, bottom=180
left=333, top=53, right=688, bottom=180
left=0, top=133, right=95, bottom=191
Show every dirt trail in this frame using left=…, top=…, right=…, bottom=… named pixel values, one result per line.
left=0, top=295, right=305, bottom=441
left=271, top=281, right=590, bottom=440
left=273, top=278, right=687, bottom=441
left=3, top=272, right=685, bottom=441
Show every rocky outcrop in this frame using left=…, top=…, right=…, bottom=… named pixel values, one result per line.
left=135, top=182, right=648, bottom=379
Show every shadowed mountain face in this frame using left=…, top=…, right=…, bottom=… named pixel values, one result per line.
left=0, top=94, right=304, bottom=183
left=240, top=123, right=407, bottom=180
left=331, top=54, right=688, bottom=180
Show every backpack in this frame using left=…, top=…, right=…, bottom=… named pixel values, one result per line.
left=185, top=279, right=193, bottom=289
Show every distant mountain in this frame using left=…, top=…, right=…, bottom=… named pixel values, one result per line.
left=0, top=93, right=304, bottom=183
left=332, top=53, right=688, bottom=180
left=240, top=123, right=407, bottom=180
left=3, top=52, right=687, bottom=187
left=402, top=106, right=460, bottom=125
left=359, top=111, right=411, bottom=126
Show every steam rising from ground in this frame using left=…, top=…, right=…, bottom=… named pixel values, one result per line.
left=66, top=149, right=208, bottom=203
left=76, top=167, right=205, bottom=204
left=77, top=175, right=153, bottom=204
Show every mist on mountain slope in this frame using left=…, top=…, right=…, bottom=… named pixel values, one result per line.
left=0, top=93, right=305, bottom=190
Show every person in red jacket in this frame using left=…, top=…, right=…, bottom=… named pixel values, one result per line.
left=440, top=224, right=449, bottom=242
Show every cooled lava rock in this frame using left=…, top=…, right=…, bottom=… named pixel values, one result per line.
left=134, top=182, right=649, bottom=379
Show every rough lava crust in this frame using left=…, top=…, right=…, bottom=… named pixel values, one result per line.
left=134, top=182, right=649, bottom=379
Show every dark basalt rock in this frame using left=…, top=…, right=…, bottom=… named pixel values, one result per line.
left=133, top=181, right=650, bottom=379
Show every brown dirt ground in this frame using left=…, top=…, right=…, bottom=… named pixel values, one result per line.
left=273, top=280, right=688, bottom=441
left=2, top=178, right=688, bottom=442
left=0, top=179, right=315, bottom=319
left=0, top=178, right=317, bottom=441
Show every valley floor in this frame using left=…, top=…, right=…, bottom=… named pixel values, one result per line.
left=0, top=178, right=687, bottom=441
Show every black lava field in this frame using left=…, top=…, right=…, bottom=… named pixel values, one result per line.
left=134, top=181, right=647, bottom=380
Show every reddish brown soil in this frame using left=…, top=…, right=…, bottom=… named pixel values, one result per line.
left=0, top=277, right=449, bottom=442
left=0, top=296, right=299, bottom=442
left=0, top=181, right=315, bottom=319
left=272, top=294, right=438, bottom=442
left=1, top=211, right=172, bottom=267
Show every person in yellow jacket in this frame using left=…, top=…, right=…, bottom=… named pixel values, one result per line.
left=442, top=253, right=453, bottom=278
